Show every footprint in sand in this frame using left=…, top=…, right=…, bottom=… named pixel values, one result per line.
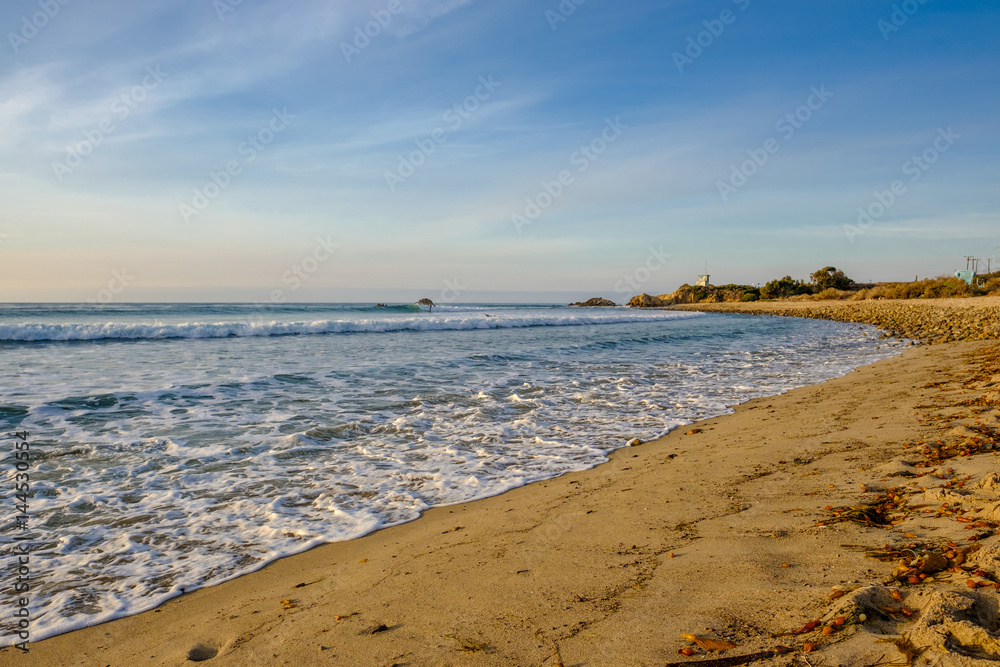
left=186, top=643, right=219, bottom=662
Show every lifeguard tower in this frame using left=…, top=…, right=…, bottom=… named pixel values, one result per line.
left=956, top=255, right=985, bottom=285
left=955, top=270, right=976, bottom=285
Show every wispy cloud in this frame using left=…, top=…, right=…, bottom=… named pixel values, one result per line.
left=0, top=0, right=997, bottom=300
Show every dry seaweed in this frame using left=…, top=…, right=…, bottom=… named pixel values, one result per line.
left=820, top=488, right=909, bottom=527
left=664, top=646, right=792, bottom=667
left=842, top=542, right=990, bottom=587
left=443, top=634, right=491, bottom=653
left=912, top=426, right=999, bottom=465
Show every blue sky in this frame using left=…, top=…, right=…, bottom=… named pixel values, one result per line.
left=1, top=0, right=997, bottom=302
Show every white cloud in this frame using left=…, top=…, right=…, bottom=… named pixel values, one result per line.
left=383, top=0, right=476, bottom=37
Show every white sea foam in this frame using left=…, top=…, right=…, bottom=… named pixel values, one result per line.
left=0, top=310, right=698, bottom=341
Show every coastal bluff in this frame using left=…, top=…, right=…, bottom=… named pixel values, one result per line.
left=627, top=284, right=754, bottom=307
left=628, top=292, right=671, bottom=307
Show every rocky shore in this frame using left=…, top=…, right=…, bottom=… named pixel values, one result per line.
left=662, top=297, right=1000, bottom=344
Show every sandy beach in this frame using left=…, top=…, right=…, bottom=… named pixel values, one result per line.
left=8, top=300, right=1000, bottom=667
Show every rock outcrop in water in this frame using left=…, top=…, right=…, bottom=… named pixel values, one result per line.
left=569, top=297, right=617, bottom=307
left=627, top=293, right=669, bottom=307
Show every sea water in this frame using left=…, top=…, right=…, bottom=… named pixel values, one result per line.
left=0, top=303, right=904, bottom=642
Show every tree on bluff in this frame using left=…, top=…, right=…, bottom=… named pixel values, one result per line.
left=810, top=266, right=854, bottom=291
left=760, top=276, right=811, bottom=300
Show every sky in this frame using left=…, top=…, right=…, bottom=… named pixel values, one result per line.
left=0, top=0, right=998, bottom=303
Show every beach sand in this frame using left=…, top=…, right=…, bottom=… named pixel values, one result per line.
left=8, top=303, right=1000, bottom=666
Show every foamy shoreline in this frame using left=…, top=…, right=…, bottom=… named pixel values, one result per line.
left=8, top=303, right=1000, bottom=666
left=1, top=306, right=901, bottom=647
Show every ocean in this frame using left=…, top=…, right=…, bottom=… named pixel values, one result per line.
left=0, top=303, right=904, bottom=643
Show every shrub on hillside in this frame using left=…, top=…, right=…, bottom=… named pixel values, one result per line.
left=813, top=288, right=856, bottom=300
left=922, top=277, right=975, bottom=298
left=662, top=284, right=759, bottom=304
left=849, top=276, right=976, bottom=300
left=714, top=284, right=760, bottom=302
left=984, top=276, right=1000, bottom=296
left=760, top=276, right=811, bottom=300
left=810, top=267, right=854, bottom=291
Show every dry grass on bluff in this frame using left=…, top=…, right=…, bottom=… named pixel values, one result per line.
left=794, top=275, right=1000, bottom=302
